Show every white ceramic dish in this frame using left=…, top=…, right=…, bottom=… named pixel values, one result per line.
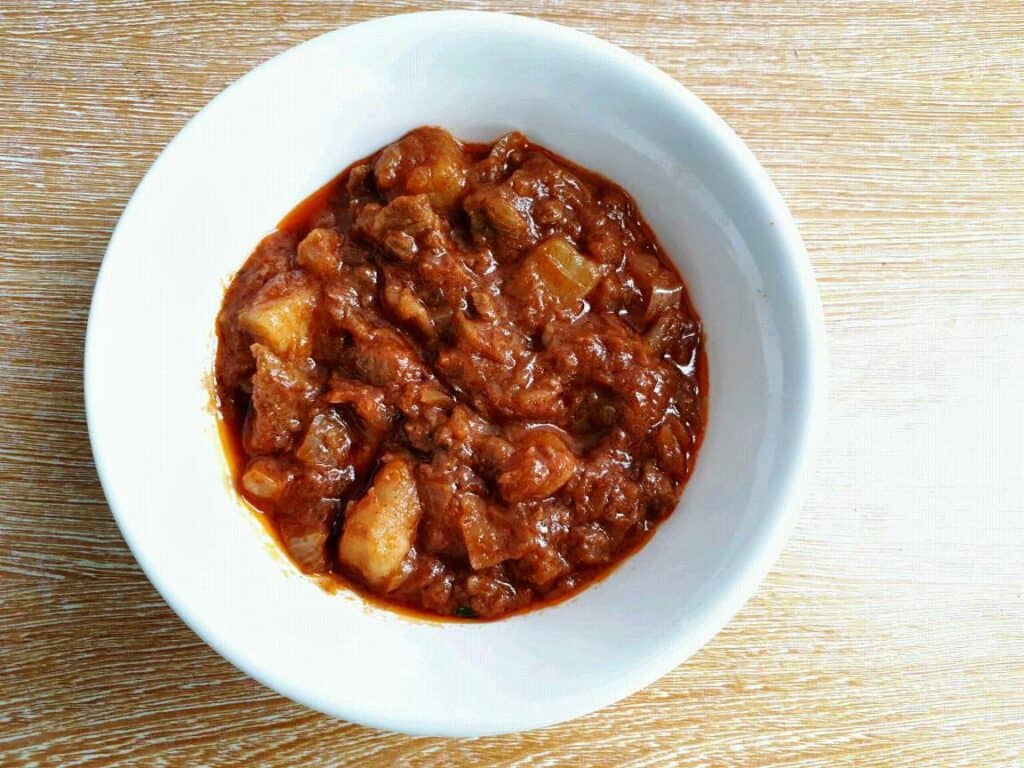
left=85, top=11, right=824, bottom=736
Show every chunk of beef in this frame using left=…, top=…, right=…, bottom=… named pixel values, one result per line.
left=244, top=344, right=319, bottom=455
left=354, top=194, right=447, bottom=261
left=373, top=127, right=469, bottom=210
left=296, top=227, right=342, bottom=278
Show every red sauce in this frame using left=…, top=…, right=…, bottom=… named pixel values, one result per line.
left=215, top=127, right=706, bottom=620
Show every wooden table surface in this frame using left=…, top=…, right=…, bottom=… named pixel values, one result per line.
left=2, top=2, right=1023, bottom=765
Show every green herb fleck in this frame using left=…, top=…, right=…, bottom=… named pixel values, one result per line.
left=454, top=605, right=477, bottom=619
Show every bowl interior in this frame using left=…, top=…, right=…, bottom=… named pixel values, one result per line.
left=86, top=12, right=822, bottom=736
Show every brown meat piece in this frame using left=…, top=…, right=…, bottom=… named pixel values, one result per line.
left=244, top=344, right=319, bottom=455
left=373, top=127, right=469, bottom=210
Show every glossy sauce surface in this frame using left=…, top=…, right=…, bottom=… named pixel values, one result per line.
left=215, top=127, right=706, bottom=619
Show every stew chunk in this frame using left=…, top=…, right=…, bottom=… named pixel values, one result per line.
left=338, top=458, right=422, bottom=590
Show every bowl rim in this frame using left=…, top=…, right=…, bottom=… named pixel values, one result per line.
left=85, top=9, right=826, bottom=735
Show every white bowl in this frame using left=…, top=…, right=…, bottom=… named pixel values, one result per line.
left=85, top=11, right=824, bottom=736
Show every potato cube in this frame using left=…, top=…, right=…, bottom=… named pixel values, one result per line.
left=338, top=458, right=422, bottom=590
left=241, top=457, right=290, bottom=501
left=238, top=273, right=317, bottom=357
left=283, top=529, right=330, bottom=572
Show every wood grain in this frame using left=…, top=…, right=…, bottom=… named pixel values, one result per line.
left=2, top=1, right=1023, bottom=765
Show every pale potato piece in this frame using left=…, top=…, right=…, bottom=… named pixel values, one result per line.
left=282, top=529, right=330, bottom=572
left=238, top=278, right=317, bottom=357
left=338, top=458, right=422, bottom=590
left=520, top=236, right=603, bottom=305
left=241, top=457, right=290, bottom=500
